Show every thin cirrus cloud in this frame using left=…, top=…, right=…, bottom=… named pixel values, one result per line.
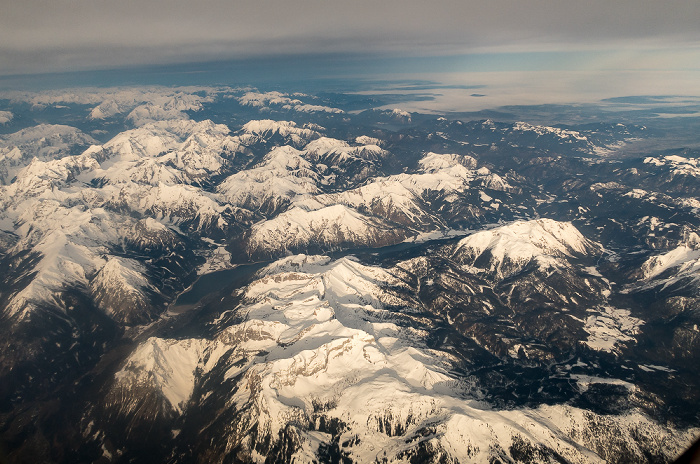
left=1, top=0, right=699, bottom=75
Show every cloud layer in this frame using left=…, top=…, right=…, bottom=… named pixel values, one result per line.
left=1, top=0, right=699, bottom=75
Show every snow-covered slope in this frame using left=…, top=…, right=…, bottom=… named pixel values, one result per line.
left=302, top=177, right=436, bottom=228
left=102, top=182, right=227, bottom=232
left=102, top=124, right=181, bottom=160
left=1, top=152, right=100, bottom=205
left=302, top=136, right=386, bottom=186
left=239, top=152, right=522, bottom=258
left=295, top=152, right=512, bottom=230
left=1, top=202, right=121, bottom=321
left=0, top=124, right=98, bottom=183
left=419, top=152, right=477, bottom=171
left=0, top=124, right=98, bottom=157
left=4, top=86, right=216, bottom=120
left=98, top=119, right=238, bottom=185
left=393, top=153, right=504, bottom=193
left=110, top=337, right=216, bottom=415
left=641, top=244, right=700, bottom=281
left=0, top=117, right=234, bottom=325
left=216, top=136, right=388, bottom=216
left=513, top=121, right=588, bottom=141
left=644, top=154, right=700, bottom=179
left=90, top=257, right=161, bottom=325
left=159, top=120, right=238, bottom=182
left=382, top=152, right=512, bottom=197
left=442, top=219, right=642, bottom=356
left=126, top=217, right=186, bottom=252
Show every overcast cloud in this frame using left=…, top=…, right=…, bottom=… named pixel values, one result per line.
left=1, top=0, right=699, bottom=75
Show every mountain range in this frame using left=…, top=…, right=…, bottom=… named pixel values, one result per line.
left=0, top=86, right=698, bottom=463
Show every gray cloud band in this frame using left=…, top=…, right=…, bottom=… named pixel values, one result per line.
left=1, top=0, right=699, bottom=74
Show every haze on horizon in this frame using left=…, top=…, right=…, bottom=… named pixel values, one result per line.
left=1, top=0, right=700, bottom=110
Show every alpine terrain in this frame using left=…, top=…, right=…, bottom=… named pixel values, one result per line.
left=0, top=86, right=699, bottom=463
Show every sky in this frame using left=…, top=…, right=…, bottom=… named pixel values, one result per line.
left=2, top=0, right=699, bottom=75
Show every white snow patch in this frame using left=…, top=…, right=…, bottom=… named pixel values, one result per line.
left=198, top=244, right=234, bottom=275
left=581, top=306, right=643, bottom=353
left=570, top=374, right=635, bottom=392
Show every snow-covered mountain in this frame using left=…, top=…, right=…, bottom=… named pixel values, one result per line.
left=303, top=136, right=386, bottom=186
left=638, top=230, right=700, bottom=291
left=100, top=254, right=696, bottom=463
left=241, top=204, right=408, bottom=260
left=450, top=218, right=600, bottom=280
